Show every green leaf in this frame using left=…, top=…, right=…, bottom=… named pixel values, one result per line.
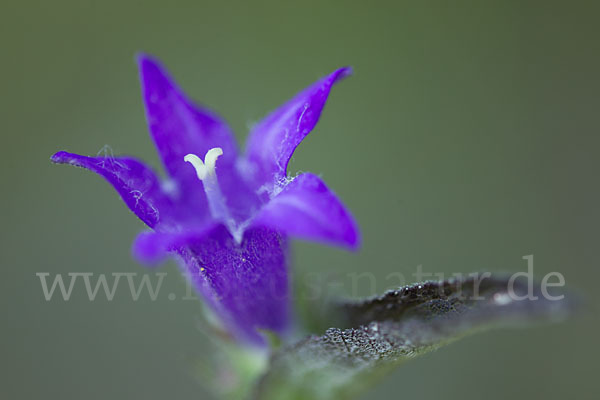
left=252, top=275, right=577, bottom=400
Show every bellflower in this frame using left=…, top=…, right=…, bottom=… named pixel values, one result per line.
left=51, top=55, right=360, bottom=345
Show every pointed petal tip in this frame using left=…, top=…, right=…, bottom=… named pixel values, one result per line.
left=333, top=219, right=361, bottom=252
left=136, top=53, right=172, bottom=91
left=50, top=150, right=67, bottom=163
left=346, top=228, right=361, bottom=252
left=135, top=52, right=160, bottom=70
left=51, top=150, right=79, bottom=165
left=333, top=66, right=353, bottom=81
left=324, top=66, right=353, bottom=88
left=132, top=231, right=167, bottom=266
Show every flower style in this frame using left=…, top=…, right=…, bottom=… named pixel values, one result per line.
left=51, top=55, right=360, bottom=345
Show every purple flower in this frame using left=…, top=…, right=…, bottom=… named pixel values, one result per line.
left=51, top=54, right=360, bottom=345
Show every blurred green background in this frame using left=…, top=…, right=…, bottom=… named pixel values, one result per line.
left=1, top=0, right=598, bottom=399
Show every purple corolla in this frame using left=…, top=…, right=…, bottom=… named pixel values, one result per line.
left=51, top=55, right=360, bottom=345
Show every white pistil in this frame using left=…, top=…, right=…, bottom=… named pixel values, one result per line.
left=184, top=148, right=235, bottom=233
left=184, top=148, right=223, bottom=181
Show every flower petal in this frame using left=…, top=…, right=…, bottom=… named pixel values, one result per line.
left=133, top=224, right=290, bottom=346
left=137, top=54, right=239, bottom=220
left=51, top=151, right=171, bottom=228
left=132, top=223, right=218, bottom=265
left=250, top=173, right=360, bottom=250
left=245, top=67, right=352, bottom=187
